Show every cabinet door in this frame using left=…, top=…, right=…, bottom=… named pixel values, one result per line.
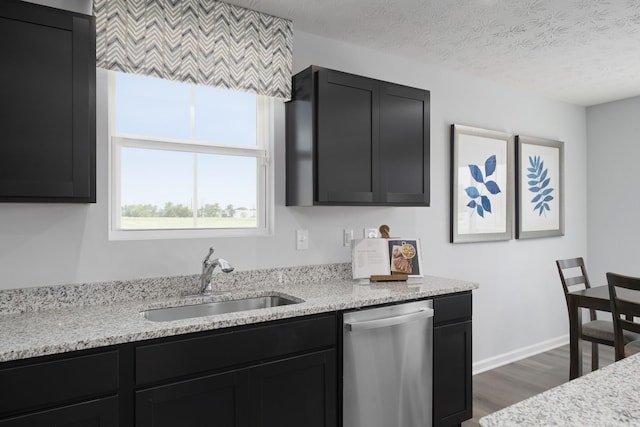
left=316, top=69, right=378, bottom=204
left=0, top=396, right=118, bottom=427
left=379, top=82, right=430, bottom=205
left=136, top=370, right=250, bottom=427
left=250, top=350, right=336, bottom=427
left=0, top=2, right=95, bottom=202
left=433, top=321, right=472, bottom=427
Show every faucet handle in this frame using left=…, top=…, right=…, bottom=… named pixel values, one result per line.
left=202, top=247, right=215, bottom=265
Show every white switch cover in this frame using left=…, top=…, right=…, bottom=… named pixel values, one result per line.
left=343, top=229, right=354, bottom=247
left=296, top=229, right=309, bottom=250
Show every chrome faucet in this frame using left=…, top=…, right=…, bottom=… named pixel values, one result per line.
left=200, top=247, right=234, bottom=294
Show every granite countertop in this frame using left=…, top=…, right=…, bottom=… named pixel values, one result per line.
left=480, top=353, right=640, bottom=426
left=0, top=263, right=477, bottom=362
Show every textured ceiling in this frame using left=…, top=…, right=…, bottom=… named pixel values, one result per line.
left=225, top=0, right=640, bottom=106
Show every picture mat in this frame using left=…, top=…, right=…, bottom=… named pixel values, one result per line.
left=520, top=143, right=561, bottom=232
left=456, top=134, right=509, bottom=235
left=516, top=135, right=564, bottom=239
left=451, top=124, right=514, bottom=243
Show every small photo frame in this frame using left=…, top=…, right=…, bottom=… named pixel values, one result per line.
left=516, top=135, right=564, bottom=239
left=451, top=124, right=514, bottom=243
left=387, top=239, right=423, bottom=277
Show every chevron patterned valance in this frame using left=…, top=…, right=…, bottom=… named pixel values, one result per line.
left=94, top=0, right=293, bottom=99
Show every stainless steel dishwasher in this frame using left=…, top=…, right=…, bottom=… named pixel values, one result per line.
left=343, top=299, right=434, bottom=427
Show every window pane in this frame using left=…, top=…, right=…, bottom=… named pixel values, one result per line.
left=116, top=73, right=191, bottom=139
left=194, top=85, right=257, bottom=146
left=110, top=71, right=269, bottom=237
left=121, top=147, right=194, bottom=230
left=197, top=154, right=257, bottom=229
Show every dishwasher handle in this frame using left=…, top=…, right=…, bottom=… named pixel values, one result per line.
left=344, top=307, right=434, bottom=331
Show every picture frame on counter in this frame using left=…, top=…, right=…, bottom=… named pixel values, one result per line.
left=450, top=124, right=514, bottom=243
left=515, top=135, right=564, bottom=239
left=387, top=239, right=423, bottom=277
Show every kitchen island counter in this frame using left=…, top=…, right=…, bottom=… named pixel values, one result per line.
left=0, top=263, right=477, bottom=362
left=480, top=353, right=640, bottom=426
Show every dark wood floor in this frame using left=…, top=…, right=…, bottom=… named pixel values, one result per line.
left=462, top=343, right=615, bottom=426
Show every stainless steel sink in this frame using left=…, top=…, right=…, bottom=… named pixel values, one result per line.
left=141, top=295, right=301, bottom=322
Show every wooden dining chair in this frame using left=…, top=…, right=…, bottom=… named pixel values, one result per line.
left=556, top=258, right=616, bottom=371
left=606, top=272, right=640, bottom=361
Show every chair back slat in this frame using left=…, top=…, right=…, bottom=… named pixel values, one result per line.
left=617, top=299, right=640, bottom=318
left=564, top=275, right=587, bottom=287
left=557, top=258, right=583, bottom=269
left=619, top=319, right=640, bottom=334
left=607, top=272, right=640, bottom=360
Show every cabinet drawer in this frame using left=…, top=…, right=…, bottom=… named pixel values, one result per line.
left=0, top=351, right=118, bottom=416
left=136, top=313, right=336, bottom=385
left=0, top=396, right=118, bottom=427
left=433, top=292, right=472, bottom=325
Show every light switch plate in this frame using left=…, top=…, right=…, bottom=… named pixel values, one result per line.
left=296, top=229, right=309, bottom=250
left=343, top=229, right=354, bottom=247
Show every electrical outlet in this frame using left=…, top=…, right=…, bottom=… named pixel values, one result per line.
left=343, top=229, right=354, bottom=247
left=364, top=228, right=379, bottom=238
left=296, top=229, right=309, bottom=250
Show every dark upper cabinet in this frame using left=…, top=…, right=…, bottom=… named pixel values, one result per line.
left=286, top=66, right=430, bottom=206
left=0, top=1, right=96, bottom=203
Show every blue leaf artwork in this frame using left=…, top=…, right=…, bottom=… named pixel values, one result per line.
left=527, top=155, right=554, bottom=216
left=465, top=155, right=500, bottom=218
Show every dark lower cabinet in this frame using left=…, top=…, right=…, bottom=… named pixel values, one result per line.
left=250, top=350, right=336, bottom=427
left=433, top=293, right=473, bottom=427
left=135, top=314, right=337, bottom=427
left=0, top=351, right=119, bottom=427
left=136, top=370, right=250, bottom=427
left=0, top=397, right=118, bottom=427
left=136, top=349, right=336, bottom=427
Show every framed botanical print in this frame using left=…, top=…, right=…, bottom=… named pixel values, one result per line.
left=451, top=124, right=514, bottom=243
left=516, top=135, right=564, bottom=239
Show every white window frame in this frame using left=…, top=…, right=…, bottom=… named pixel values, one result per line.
left=107, top=71, right=274, bottom=240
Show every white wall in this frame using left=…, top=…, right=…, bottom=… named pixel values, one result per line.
left=587, top=96, right=640, bottom=283
left=0, top=30, right=588, bottom=366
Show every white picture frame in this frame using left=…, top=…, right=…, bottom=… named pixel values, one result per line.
left=451, top=124, right=514, bottom=243
left=516, top=135, right=564, bottom=239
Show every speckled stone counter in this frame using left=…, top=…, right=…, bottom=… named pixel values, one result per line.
left=480, top=353, right=640, bottom=426
left=0, top=263, right=477, bottom=362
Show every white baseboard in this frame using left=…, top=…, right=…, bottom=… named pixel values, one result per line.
left=472, top=334, right=569, bottom=375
